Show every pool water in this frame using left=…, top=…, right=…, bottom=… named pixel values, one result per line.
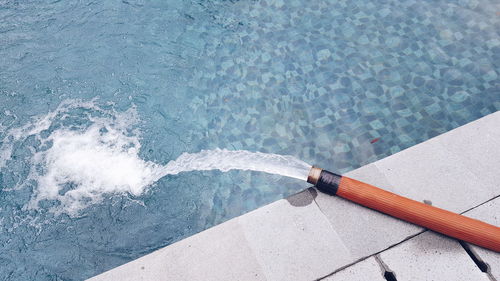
left=1, top=0, right=499, bottom=279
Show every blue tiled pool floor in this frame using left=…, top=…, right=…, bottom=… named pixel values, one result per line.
left=0, top=0, right=499, bottom=279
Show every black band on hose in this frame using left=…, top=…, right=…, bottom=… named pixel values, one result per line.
left=316, top=170, right=342, bottom=196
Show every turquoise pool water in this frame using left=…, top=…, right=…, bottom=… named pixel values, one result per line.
left=1, top=0, right=499, bottom=279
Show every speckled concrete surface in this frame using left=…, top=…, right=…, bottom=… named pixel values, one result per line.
left=378, top=231, right=491, bottom=281
left=89, top=111, right=500, bottom=280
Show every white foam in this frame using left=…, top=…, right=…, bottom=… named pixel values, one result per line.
left=1, top=99, right=311, bottom=216
left=0, top=99, right=100, bottom=169
left=28, top=121, right=164, bottom=215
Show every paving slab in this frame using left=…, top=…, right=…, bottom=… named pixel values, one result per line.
left=434, top=111, right=500, bottom=199
left=87, top=219, right=266, bottom=281
left=462, top=197, right=500, bottom=280
left=314, top=163, right=422, bottom=259
left=378, top=231, right=491, bottom=281
left=239, top=190, right=352, bottom=281
left=320, top=257, right=386, bottom=281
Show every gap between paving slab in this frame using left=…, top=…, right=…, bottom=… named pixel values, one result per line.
left=320, top=257, right=386, bottom=281
left=377, top=231, right=491, bottom=281
left=88, top=111, right=500, bottom=281
left=460, top=197, right=500, bottom=281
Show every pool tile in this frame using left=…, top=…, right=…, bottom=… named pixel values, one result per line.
left=433, top=111, right=500, bottom=198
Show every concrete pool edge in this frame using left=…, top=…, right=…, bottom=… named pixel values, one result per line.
left=88, top=111, right=500, bottom=281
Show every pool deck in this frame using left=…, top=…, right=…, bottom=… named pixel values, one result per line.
left=88, top=111, right=500, bottom=281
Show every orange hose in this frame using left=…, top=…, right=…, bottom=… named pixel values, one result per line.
left=337, top=176, right=500, bottom=252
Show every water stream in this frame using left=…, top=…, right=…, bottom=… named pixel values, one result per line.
left=1, top=100, right=311, bottom=215
left=162, top=148, right=311, bottom=181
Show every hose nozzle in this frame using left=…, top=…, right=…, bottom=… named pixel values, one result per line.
left=307, top=166, right=322, bottom=185
left=307, top=166, right=341, bottom=195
